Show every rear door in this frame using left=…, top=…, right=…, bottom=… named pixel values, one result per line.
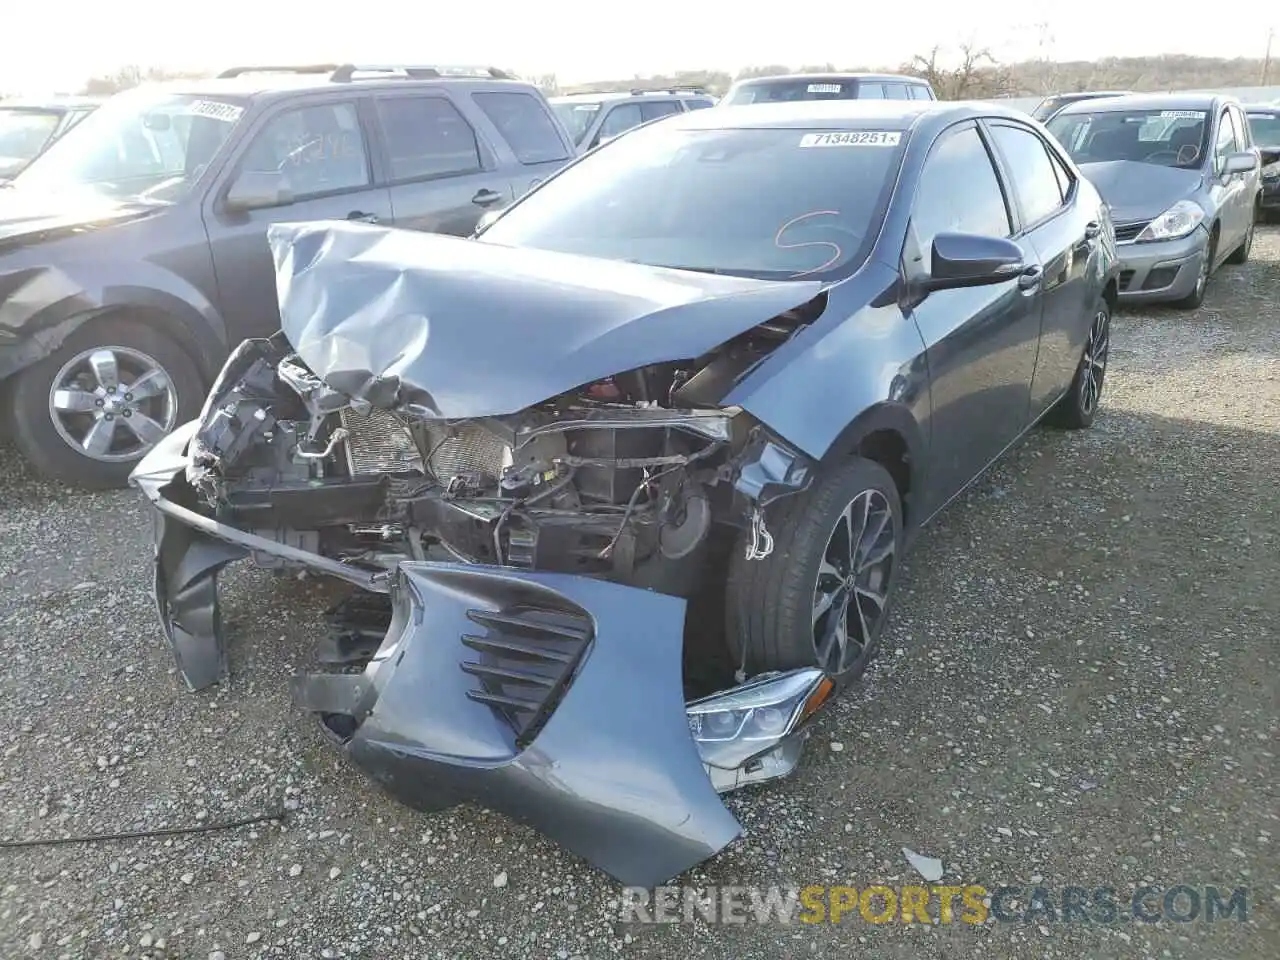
left=985, top=120, right=1097, bottom=418
left=469, top=89, right=575, bottom=199
left=905, top=121, right=1044, bottom=511
left=203, top=95, right=393, bottom=342
left=370, top=90, right=513, bottom=235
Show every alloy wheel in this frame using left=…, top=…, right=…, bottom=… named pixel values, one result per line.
left=811, top=489, right=896, bottom=674
left=1080, top=307, right=1110, bottom=415
left=47, top=346, right=178, bottom=462
left=1193, top=252, right=1210, bottom=298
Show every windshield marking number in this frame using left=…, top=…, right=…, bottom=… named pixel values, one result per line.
left=800, top=131, right=902, bottom=148
left=1159, top=110, right=1206, bottom=120
left=188, top=100, right=245, bottom=123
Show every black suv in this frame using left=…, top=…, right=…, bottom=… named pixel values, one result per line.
left=0, top=64, right=576, bottom=487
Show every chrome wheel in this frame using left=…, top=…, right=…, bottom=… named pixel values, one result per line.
left=47, top=346, right=178, bottom=462
left=812, top=489, right=896, bottom=674
left=1080, top=307, right=1110, bottom=415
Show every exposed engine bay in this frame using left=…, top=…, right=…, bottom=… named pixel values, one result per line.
left=186, top=293, right=825, bottom=612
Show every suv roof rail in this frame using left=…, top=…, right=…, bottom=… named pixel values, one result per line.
left=216, top=64, right=340, bottom=79
left=629, top=85, right=709, bottom=96
left=329, top=64, right=517, bottom=82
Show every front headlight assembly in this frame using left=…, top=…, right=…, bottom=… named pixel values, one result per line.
left=1135, top=200, right=1205, bottom=242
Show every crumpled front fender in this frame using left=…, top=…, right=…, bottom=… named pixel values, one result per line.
left=293, top=562, right=744, bottom=887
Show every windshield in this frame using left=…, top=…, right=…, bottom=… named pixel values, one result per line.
left=479, top=123, right=905, bottom=281
left=13, top=89, right=246, bottom=202
left=1046, top=109, right=1209, bottom=169
left=1247, top=113, right=1280, bottom=148
left=723, top=79, right=867, bottom=106
left=0, top=109, right=61, bottom=163
left=551, top=102, right=602, bottom=144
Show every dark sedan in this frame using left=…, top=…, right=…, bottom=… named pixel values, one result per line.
left=131, top=99, right=1118, bottom=886
left=1247, top=104, right=1280, bottom=218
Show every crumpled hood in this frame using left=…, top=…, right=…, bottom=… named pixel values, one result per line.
left=1077, top=160, right=1203, bottom=223
left=0, top=186, right=156, bottom=245
left=268, top=220, right=823, bottom=418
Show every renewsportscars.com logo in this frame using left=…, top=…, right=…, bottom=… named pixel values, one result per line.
left=619, top=884, right=1249, bottom=925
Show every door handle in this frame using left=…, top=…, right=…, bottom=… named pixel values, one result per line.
left=471, top=189, right=504, bottom=207
left=1017, top=266, right=1043, bottom=292
left=1084, top=220, right=1101, bottom=240
left=347, top=211, right=379, bottom=224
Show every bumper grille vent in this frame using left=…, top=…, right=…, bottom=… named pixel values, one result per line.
left=1113, top=220, right=1149, bottom=243
left=422, top=423, right=510, bottom=483
left=340, top=407, right=425, bottom=476
left=461, top=606, right=593, bottom=747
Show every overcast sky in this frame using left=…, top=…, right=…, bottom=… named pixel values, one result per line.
left=3, top=1, right=1276, bottom=94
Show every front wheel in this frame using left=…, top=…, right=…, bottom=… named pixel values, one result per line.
left=9, top=317, right=203, bottom=489
left=1176, top=232, right=1215, bottom=310
left=1048, top=297, right=1110, bottom=430
left=725, top=456, right=903, bottom=682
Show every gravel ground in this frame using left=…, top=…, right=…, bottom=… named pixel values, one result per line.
left=1, top=228, right=1277, bottom=960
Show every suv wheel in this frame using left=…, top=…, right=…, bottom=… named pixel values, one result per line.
left=9, top=317, right=202, bottom=489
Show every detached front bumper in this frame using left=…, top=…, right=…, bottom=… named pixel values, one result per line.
left=1114, top=227, right=1208, bottom=303
left=130, top=424, right=830, bottom=886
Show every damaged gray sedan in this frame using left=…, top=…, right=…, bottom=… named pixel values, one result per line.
left=131, top=100, right=1118, bottom=886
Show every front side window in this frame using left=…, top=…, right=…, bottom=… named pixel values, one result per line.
left=1213, top=108, right=1239, bottom=172
left=13, top=90, right=246, bottom=202
left=374, top=96, right=479, bottom=182
left=598, top=103, right=644, bottom=142
left=640, top=101, right=682, bottom=122
left=480, top=122, right=906, bottom=281
left=472, top=91, right=568, bottom=165
left=550, top=101, right=601, bottom=145
left=241, top=101, right=370, bottom=196
left=882, top=83, right=910, bottom=100
left=1046, top=108, right=1209, bottom=169
left=989, top=124, right=1066, bottom=226
left=911, top=124, right=1011, bottom=254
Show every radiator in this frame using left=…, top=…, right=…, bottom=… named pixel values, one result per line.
left=340, top=407, right=425, bottom=476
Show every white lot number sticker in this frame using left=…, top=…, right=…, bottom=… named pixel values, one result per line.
left=807, top=83, right=844, bottom=93
left=800, top=131, right=902, bottom=148
left=187, top=100, right=245, bottom=123
left=1159, top=110, right=1206, bottom=120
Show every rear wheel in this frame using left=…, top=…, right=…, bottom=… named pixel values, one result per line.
left=9, top=317, right=203, bottom=489
left=725, top=456, right=903, bottom=682
left=1048, top=297, right=1110, bottom=430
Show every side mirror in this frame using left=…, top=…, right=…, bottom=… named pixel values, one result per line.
left=1221, top=151, right=1258, bottom=176
left=924, top=233, right=1025, bottom=292
left=224, top=170, right=292, bottom=212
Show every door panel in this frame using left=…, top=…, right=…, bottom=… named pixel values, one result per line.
left=373, top=93, right=513, bottom=236
left=905, top=122, right=1043, bottom=512
left=204, top=98, right=393, bottom=343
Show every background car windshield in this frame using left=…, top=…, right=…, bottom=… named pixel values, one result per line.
left=723, top=80, right=862, bottom=105
left=551, top=102, right=601, bottom=144
left=1046, top=109, right=1209, bottom=169
left=13, top=90, right=246, bottom=202
left=1247, top=113, right=1280, bottom=148
left=0, top=110, right=60, bottom=162
left=480, top=123, right=904, bottom=280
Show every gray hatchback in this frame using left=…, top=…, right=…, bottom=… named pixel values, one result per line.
left=0, top=64, right=576, bottom=488
left=1046, top=93, right=1261, bottom=307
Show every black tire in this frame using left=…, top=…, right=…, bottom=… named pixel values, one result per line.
left=1048, top=296, right=1110, bottom=430
left=725, top=455, right=903, bottom=683
left=1176, top=230, right=1216, bottom=310
left=1225, top=206, right=1256, bottom=266
left=9, top=316, right=203, bottom=489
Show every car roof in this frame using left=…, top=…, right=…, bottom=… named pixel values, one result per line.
left=146, top=65, right=536, bottom=101
left=0, top=95, right=102, bottom=111
left=1053, top=92, right=1233, bottom=115
left=731, top=72, right=928, bottom=86
left=550, top=90, right=708, bottom=103
left=667, top=98, right=1025, bottom=131
left=1244, top=103, right=1280, bottom=114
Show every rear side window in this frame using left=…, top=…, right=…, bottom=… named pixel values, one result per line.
left=599, top=103, right=644, bottom=141
left=988, top=124, right=1066, bottom=226
left=908, top=85, right=934, bottom=101
left=472, top=91, right=569, bottom=165
left=375, top=96, right=481, bottom=181
left=911, top=125, right=1011, bottom=255
left=640, top=101, right=682, bottom=122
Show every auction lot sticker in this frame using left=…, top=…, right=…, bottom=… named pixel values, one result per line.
left=800, top=131, right=902, bottom=147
